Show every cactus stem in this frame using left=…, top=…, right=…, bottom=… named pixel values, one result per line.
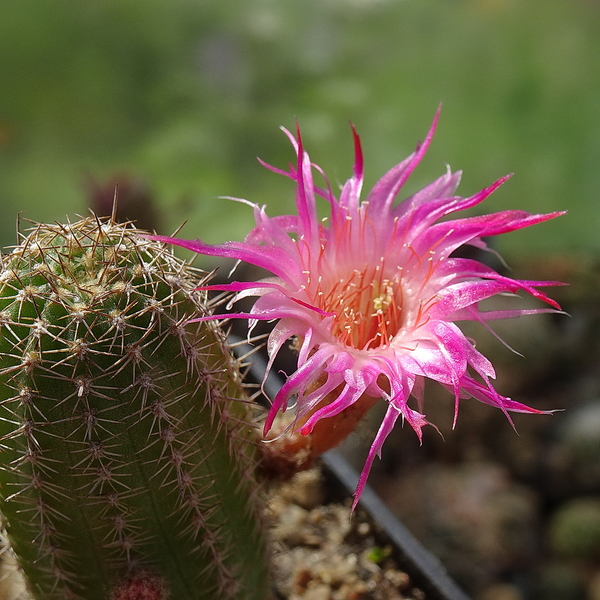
left=0, top=217, right=270, bottom=599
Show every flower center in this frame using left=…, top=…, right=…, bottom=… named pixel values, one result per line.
left=317, top=266, right=403, bottom=350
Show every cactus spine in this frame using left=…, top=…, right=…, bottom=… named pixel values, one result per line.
left=0, top=217, right=270, bottom=600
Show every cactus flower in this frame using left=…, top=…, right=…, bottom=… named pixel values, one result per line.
left=151, top=111, right=564, bottom=506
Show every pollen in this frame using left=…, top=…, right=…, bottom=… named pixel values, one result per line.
left=317, top=264, right=403, bottom=350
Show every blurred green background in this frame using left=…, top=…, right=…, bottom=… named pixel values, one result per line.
left=1, top=0, right=598, bottom=258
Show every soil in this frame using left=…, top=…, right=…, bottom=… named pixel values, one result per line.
left=269, top=469, right=427, bottom=600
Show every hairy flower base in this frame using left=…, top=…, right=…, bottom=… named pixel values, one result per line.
left=148, top=110, right=564, bottom=507
left=261, top=386, right=379, bottom=482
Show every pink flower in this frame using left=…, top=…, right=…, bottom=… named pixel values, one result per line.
left=150, top=110, right=563, bottom=507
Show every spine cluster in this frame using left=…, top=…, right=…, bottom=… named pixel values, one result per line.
left=0, top=217, right=269, bottom=600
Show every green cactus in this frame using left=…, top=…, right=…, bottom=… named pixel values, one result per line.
left=0, top=217, right=270, bottom=600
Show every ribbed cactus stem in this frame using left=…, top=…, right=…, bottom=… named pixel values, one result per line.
left=0, top=217, right=270, bottom=600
